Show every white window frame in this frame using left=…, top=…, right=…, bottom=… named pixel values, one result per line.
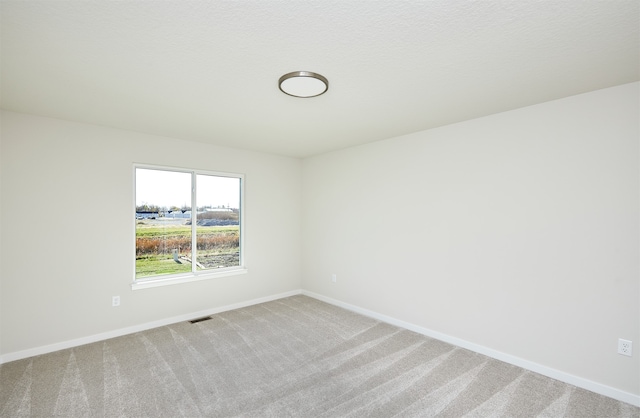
left=132, top=164, right=247, bottom=290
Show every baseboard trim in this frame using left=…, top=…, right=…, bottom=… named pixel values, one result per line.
left=0, top=289, right=302, bottom=365
left=301, top=290, right=640, bottom=408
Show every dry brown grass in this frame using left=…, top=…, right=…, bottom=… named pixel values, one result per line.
left=136, top=234, right=239, bottom=256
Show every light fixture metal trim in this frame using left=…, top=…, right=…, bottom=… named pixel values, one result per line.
left=279, top=71, right=329, bottom=98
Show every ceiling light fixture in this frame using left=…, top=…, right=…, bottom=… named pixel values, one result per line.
left=278, top=71, right=328, bottom=98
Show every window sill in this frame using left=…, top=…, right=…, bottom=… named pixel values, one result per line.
left=131, top=268, right=248, bottom=290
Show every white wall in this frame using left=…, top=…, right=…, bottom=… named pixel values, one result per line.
left=0, top=113, right=3, bottom=355
left=302, top=83, right=639, bottom=397
left=0, top=111, right=302, bottom=356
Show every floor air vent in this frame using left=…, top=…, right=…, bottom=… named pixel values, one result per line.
left=189, top=316, right=212, bottom=324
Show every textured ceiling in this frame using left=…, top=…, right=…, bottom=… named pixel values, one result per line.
left=1, top=1, right=638, bottom=158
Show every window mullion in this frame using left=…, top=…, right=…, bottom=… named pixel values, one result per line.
left=191, top=172, right=197, bottom=273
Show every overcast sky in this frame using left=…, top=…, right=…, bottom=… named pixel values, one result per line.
left=136, top=168, right=240, bottom=209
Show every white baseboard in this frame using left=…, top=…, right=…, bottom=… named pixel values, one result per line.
left=301, top=290, right=640, bottom=408
left=0, top=289, right=302, bottom=365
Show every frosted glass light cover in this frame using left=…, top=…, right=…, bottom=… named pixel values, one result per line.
left=279, top=72, right=328, bottom=98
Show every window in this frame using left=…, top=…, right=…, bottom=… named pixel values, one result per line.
left=134, top=165, right=244, bottom=287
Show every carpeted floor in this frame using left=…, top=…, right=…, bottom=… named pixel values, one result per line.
left=0, top=295, right=638, bottom=417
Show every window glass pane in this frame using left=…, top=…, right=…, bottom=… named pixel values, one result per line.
left=195, top=175, right=241, bottom=270
left=135, top=168, right=192, bottom=278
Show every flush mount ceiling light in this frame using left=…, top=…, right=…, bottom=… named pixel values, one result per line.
left=278, top=71, right=328, bottom=98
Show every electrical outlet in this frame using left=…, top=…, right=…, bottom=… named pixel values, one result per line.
left=331, top=273, right=337, bottom=283
left=112, top=296, right=121, bottom=307
left=618, top=339, right=632, bottom=356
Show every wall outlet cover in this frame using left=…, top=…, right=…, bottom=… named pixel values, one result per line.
left=618, top=339, right=632, bottom=356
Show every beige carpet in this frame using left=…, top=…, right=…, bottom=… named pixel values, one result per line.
left=0, top=295, right=638, bottom=417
